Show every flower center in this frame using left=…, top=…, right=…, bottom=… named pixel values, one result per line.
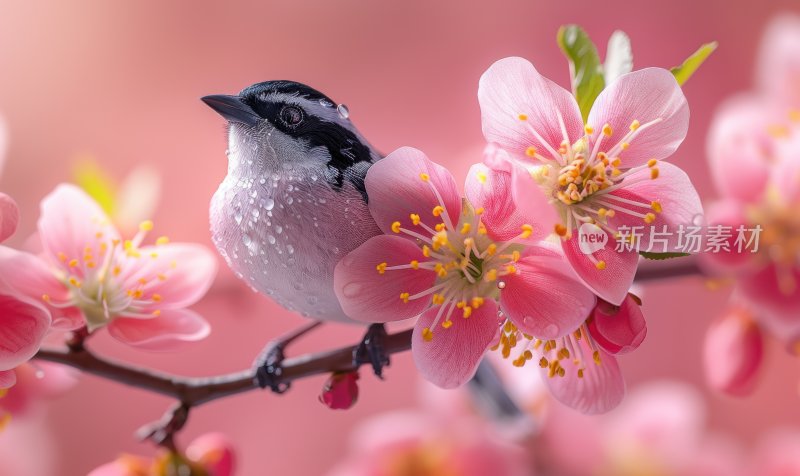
left=43, top=220, right=174, bottom=330
left=377, top=173, right=531, bottom=341
left=747, top=192, right=800, bottom=294
left=515, top=112, right=667, bottom=269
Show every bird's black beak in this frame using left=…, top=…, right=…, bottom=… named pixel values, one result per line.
left=201, top=94, right=261, bottom=127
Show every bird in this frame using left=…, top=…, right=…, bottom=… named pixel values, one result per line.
left=202, top=81, right=388, bottom=386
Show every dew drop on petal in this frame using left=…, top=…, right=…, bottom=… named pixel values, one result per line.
left=497, top=281, right=506, bottom=289
left=342, top=282, right=361, bottom=298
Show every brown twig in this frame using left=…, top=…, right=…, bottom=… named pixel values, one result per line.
left=634, top=256, right=703, bottom=282
left=34, top=328, right=413, bottom=407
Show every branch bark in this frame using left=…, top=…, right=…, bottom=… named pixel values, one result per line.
left=34, top=328, right=413, bottom=407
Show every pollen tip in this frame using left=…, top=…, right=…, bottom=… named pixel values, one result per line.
left=422, top=327, right=434, bottom=342
left=391, top=221, right=402, bottom=233
left=517, top=113, right=528, bottom=121
left=595, top=260, right=607, bottom=270
left=602, top=124, right=613, bottom=137
left=139, top=220, right=154, bottom=232
left=419, top=172, right=430, bottom=182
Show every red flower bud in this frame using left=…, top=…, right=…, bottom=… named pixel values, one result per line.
left=319, top=371, right=359, bottom=410
left=587, top=293, right=647, bottom=355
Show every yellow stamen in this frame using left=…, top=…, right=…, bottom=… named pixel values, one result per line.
left=595, top=260, right=607, bottom=270
left=651, top=201, right=662, bottom=213
left=391, top=221, right=402, bottom=233
left=647, top=158, right=658, bottom=168
left=525, top=146, right=538, bottom=157
left=555, top=224, right=568, bottom=237
left=476, top=171, right=487, bottom=183
left=650, top=167, right=660, bottom=180
left=400, top=292, right=410, bottom=303
left=461, top=223, right=471, bottom=234
left=422, top=327, right=434, bottom=342
left=485, top=269, right=498, bottom=282
left=432, top=206, right=444, bottom=217
left=463, top=306, right=472, bottom=318
left=139, top=220, right=154, bottom=232
left=409, top=213, right=421, bottom=226
left=410, top=260, right=419, bottom=270
left=518, top=113, right=528, bottom=121
left=644, top=213, right=656, bottom=224
left=156, top=236, right=170, bottom=246
left=441, top=320, right=453, bottom=329
left=520, top=224, right=534, bottom=239
left=419, top=172, right=430, bottom=182
left=376, top=262, right=388, bottom=274
left=584, top=125, right=594, bottom=135
left=602, top=124, right=613, bottom=136
left=630, top=119, right=640, bottom=131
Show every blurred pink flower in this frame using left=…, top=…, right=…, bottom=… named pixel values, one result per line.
left=703, top=308, right=763, bottom=396
left=0, top=184, right=217, bottom=350
left=478, top=57, right=702, bottom=305
left=334, top=147, right=595, bottom=389
left=0, top=361, right=77, bottom=416
left=89, top=432, right=235, bottom=476
left=327, top=410, right=531, bottom=476
left=536, top=381, right=745, bottom=476
left=702, top=15, right=800, bottom=392
left=0, top=412, right=58, bottom=476
left=319, top=371, right=360, bottom=410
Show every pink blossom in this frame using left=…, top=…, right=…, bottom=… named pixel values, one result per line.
left=0, top=184, right=217, bottom=350
left=701, top=15, right=800, bottom=352
left=0, top=362, right=77, bottom=416
left=334, top=147, right=596, bottom=392
left=536, top=381, right=745, bottom=476
left=89, top=433, right=235, bottom=476
left=587, top=293, right=647, bottom=355
left=326, top=410, right=532, bottom=476
left=703, top=308, right=763, bottom=396
left=478, top=57, right=703, bottom=305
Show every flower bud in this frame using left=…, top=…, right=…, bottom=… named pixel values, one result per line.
left=703, top=308, right=763, bottom=396
left=587, top=293, right=647, bottom=355
left=319, top=371, right=359, bottom=410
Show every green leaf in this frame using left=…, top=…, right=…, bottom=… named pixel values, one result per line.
left=557, top=25, right=605, bottom=123
left=73, top=159, right=117, bottom=215
left=639, top=251, right=691, bottom=260
left=670, top=42, right=718, bottom=86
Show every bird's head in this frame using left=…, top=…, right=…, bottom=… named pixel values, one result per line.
left=202, top=81, right=379, bottom=192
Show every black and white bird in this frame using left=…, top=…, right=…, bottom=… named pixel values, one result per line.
left=202, top=81, right=388, bottom=383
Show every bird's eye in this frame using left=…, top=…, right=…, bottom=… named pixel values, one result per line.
left=279, top=105, right=304, bottom=127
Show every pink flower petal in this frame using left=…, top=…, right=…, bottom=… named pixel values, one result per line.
left=0, top=193, right=19, bottom=243
left=602, top=162, right=704, bottom=254
left=0, top=291, right=51, bottom=370
left=0, top=246, right=81, bottom=330
left=186, top=433, right=237, bottom=476
left=464, top=163, right=556, bottom=242
left=0, top=362, right=78, bottom=415
left=478, top=57, right=583, bottom=163
left=365, top=147, right=461, bottom=236
left=334, top=235, right=435, bottom=323
left=703, top=309, right=763, bottom=396
left=587, top=294, right=647, bottom=355
left=588, top=68, right=689, bottom=168
left=0, top=369, right=16, bottom=389
left=562, top=233, right=638, bottom=306
left=412, top=300, right=500, bottom=389
left=107, top=309, right=210, bottom=351
left=770, top=147, right=800, bottom=204
left=541, top=339, right=625, bottom=414
left=757, top=14, right=800, bottom=105
left=500, top=252, right=596, bottom=339
left=37, top=184, right=120, bottom=273
left=706, top=96, right=773, bottom=202
left=697, top=200, right=756, bottom=274
left=510, top=164, right=562, bottom=240
left=119, top=243, right=217, bottom=310
left=738, top=265, right=800, bottom=337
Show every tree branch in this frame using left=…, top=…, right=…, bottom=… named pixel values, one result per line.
left=34, top=328, right=413, bottom=407
left=634, top=256, right=703, bottom=282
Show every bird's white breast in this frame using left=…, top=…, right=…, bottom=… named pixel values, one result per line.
left=210, top=157, right=381, bottom=323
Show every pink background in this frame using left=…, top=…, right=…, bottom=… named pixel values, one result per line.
left=1, top=1, right=799, bottom=474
